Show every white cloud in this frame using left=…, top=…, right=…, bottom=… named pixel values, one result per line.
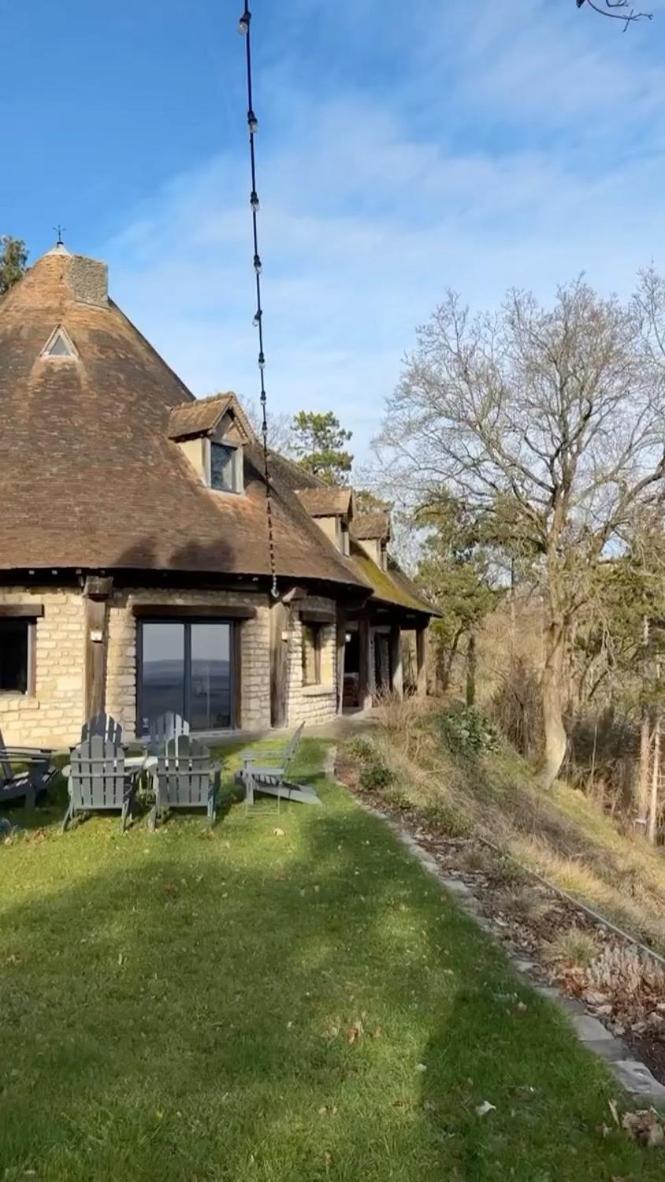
left=102, top=0, right=665, bottom=461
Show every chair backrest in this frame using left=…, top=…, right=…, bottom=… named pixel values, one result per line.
left=0, top=727, right=12, bottom=785
left=157, top=735, right=212, bottom=806
left=82, top=712, right=123, bottom=745
left=70, top=735, right=126, bottom=809
left=148, top=712, right=190, bottom=753
left=283, top=722, right=305, bottom=771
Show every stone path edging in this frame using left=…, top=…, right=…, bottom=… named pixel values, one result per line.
left=330, top=757, right=665, bottom=1105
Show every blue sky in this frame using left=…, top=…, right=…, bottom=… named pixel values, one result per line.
left=2, top=0, right=665, bottom=459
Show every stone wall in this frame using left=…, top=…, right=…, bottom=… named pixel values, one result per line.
left=285, top=597, right=338, bottom=726
left=106, top=587, right=272, bottom=738
left=0, top=586, right=85, bottom=747
left=0, top=582, right=343, bottom=748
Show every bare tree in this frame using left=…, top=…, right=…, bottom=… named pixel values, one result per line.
left=576, top=0, right=652, bottom=29
left=378, top=280, right=665, bottom=788
left=243, top=399, right=295, bottom=456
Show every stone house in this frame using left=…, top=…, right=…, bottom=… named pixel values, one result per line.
left=0, top=245, right=437, bottom=747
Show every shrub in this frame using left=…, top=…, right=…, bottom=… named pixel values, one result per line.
left=345, top=736, right=375, bottom=762
left=547, top=927, right=600, bottom=969
left=359, top=760, right=395, bottom=792
left=383, top=785, right=412, bottom=811
left=439, top=706, right=499, bottom=758
left=420, top=800, right=472, bottom=838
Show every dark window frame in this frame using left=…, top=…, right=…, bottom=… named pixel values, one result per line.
left=301, top=622, right=322, bottom=686
left=0, top=617, right=36, bottom=696
left=137, top=617, right=239, bottom=735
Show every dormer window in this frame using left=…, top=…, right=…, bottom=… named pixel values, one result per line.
left=211, top=442, right=242, bottom=494
left=168, top=393, right=253, bottom=497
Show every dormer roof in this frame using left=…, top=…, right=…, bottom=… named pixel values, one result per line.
left=295, top=487, right=354, bottom=519
left=352, top=511, right=391, bottom=543
left=168, top=392, right=255, bottom=443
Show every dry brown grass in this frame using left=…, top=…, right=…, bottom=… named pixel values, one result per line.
left=351, top=702, right=665, bottom=954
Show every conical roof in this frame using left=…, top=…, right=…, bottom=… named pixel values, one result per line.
left=0, top=248, right=367, bottom=589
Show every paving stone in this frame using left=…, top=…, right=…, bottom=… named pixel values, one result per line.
left=571, top=1013, right=615, bottom=1042
left=611, top=1059, right=665, bottom=1101
left=585, top=1038, right=627, bottom=1064
left=441, top=878, right=475, bottom=898
left=513, top=959, right=536, bottom=974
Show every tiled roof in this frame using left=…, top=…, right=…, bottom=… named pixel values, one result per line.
left=295, top=488, right=353, bottom=518
left=168, top=394, right=233, bottom=439
left=352, top=511, right=391, bottom=542
left=0, top=250, right=369, bottom=591
left=348, top=543, right=439, bottom=617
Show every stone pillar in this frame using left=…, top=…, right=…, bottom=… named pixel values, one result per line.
left=270, top=599, right=290, bottom=728
left=357, top=617, right=372, bottom=710
left=83, top=577, right=113, bottom=722
left=390, top=625, right=403, bottom=697
left=336, top=607, right=346, bottom=714
left=416, top=624, right=428, bottom=697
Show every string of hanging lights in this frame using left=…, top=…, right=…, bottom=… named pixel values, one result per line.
left=238, top=2, right=279, bottom=600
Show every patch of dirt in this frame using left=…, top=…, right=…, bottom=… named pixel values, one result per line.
left=337, top=760, right=665, bottom=1086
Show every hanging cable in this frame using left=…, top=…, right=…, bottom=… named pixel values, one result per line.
left=239, top=2, right=279, bottom=600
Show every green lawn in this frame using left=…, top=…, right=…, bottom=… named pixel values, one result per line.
left=0, top=738, right=660, bottom=1181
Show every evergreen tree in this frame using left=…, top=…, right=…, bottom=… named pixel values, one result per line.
left=291, top=411, right=353, bottom=486
left=0, top=236, right=28, bottom=295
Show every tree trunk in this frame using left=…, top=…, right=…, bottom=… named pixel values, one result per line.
left=537, top=620, right=567, bottom=790
left=647, top=717, right=660, bottom=845
left=635, top=616, right=651, bottom=835
left=466, top=632, right=477, bottom=708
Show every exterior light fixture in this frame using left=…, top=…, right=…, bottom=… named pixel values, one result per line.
left=250, top=190, right=260, bottom=210
left=253, top=254, right=262, bottom=273
left=247, top=110, right=259, bottom=135
left=238, top=10, right=250, bottom=34
left=253, top=310, right=262, bottom=326
left=258, top=352, right=266, bottom=369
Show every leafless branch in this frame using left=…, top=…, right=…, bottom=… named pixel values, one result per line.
left=576, top=0, right=653, bottom=30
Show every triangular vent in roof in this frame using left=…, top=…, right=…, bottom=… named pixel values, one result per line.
left=41, top=327, right=77, bottom=360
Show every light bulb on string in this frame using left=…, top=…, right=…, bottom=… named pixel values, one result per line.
left=247, top=110, right=259, bottom=135
left=253, top=310, right=262, bottom=327
left=238, top=10, right=250, bottom=34
left=250, top=190, right=260, bottom=211
left=258, top=352, right=266, bottom=370
left=253, top=254, right=262, bottom=274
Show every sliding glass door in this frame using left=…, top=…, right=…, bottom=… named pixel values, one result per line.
left=139, top=620, right=234, bottom=735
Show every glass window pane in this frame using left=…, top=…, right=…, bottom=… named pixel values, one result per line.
left=190, top=623, right=232, bottom=730
left=211, top=443, right=236, bottom=492
left=0, top=620, right=29, bottom=693
left=141, top=623, right=185, bottom=734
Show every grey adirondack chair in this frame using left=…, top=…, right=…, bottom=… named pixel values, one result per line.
left=151, top=735, right=220, bottom=829
left=0, top=732, right=56, bottom=809
left=147, top=712, right=190, bottom=753
left=81, top=712, right=123, bottom=745
left=239, top=722, right=321, bottom=807
left=62, top=734, right=141, bottom=832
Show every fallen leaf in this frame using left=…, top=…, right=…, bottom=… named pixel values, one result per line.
left=608, top=1099, right=620, bottom=1129
left=622, top=1107, right=665, bottom=1148
left=273, top=828, right=285, bottom=837
left=476, top=1100, right=496, bottom=1117
left=415, top=1062, right=428, bottom=1073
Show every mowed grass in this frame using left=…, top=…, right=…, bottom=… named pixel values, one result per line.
left=0, top=738, right=660, bottom=1181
